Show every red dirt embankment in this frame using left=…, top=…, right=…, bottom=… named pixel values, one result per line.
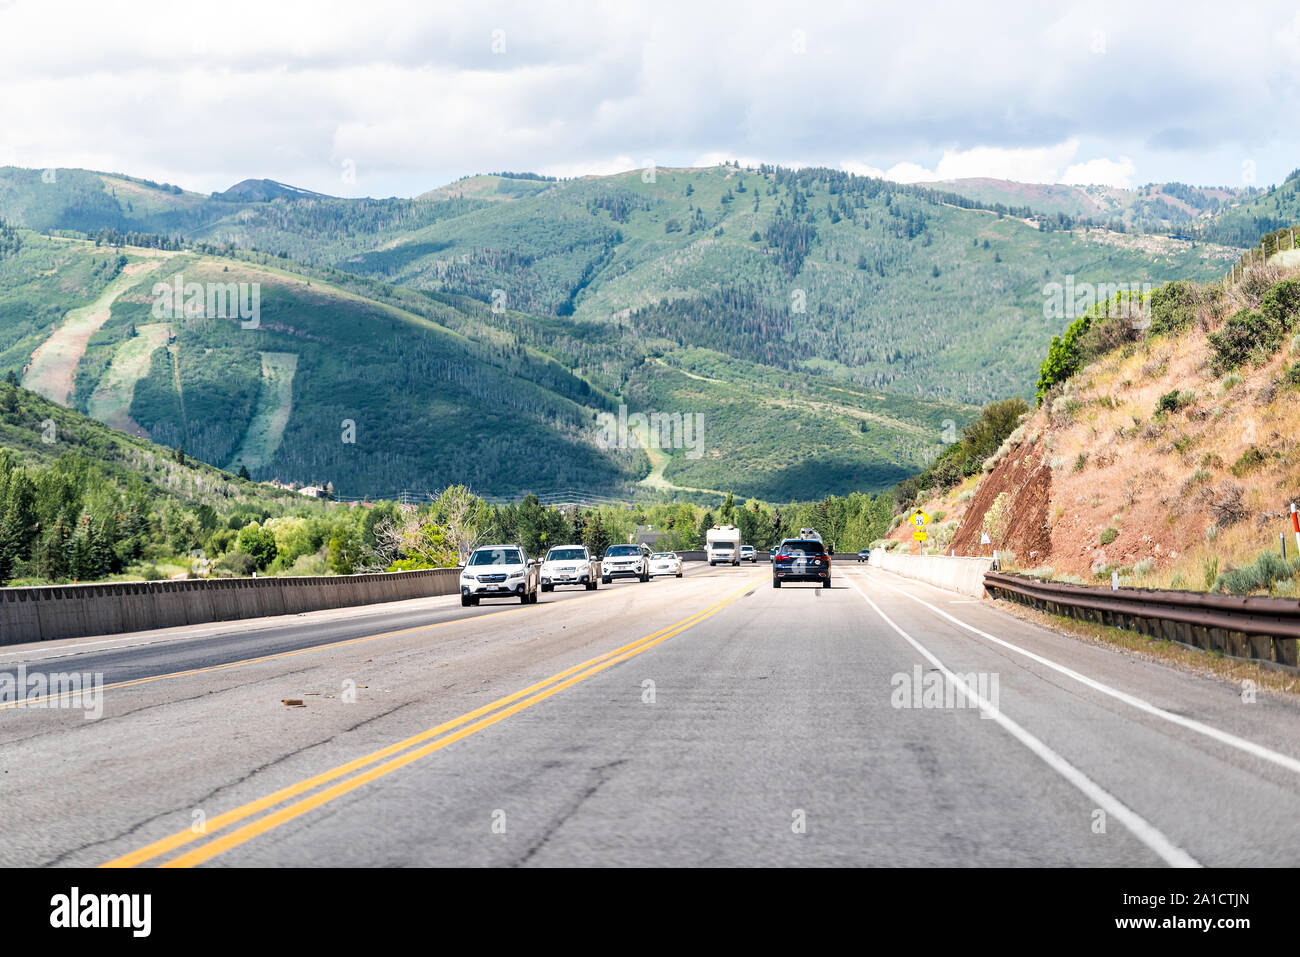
left=951, top=439, right=1053, bottom=562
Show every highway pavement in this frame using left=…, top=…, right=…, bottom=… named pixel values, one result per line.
left=3, top=561, right=1299, bottom=867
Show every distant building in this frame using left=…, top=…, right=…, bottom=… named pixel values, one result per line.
left=634, top=525, right=664, bottom=549
left=299, top=485, right=328, bottom=499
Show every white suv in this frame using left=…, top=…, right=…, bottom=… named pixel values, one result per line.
left=460, top=545, right=539, bottom=606
left=601, top=543, right=651, bottom=583
left=540, top=545, right=599, bottom=591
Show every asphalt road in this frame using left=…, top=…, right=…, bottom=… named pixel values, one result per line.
left=3, top=562, right=1299, bottom=867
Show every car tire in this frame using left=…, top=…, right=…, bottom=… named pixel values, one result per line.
left=461, top=595, right=472, bottom=607
left=822, top=579, right=831, bottom=588
left=772, top=577, right=781, bottom=588
left=676, top=571, right=682, bottom=578
left=587, top=580, right=596, bottom=590
left=640, top=571, right=649, bottom=583
left=602, top=576, right=610, bottom=585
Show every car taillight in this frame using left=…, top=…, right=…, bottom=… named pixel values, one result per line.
left=775, top=554, right=789, bottom=561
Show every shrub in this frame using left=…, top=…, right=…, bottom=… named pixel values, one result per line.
left=1203, top=555, right=1218, bottom=590
left=1099, top=526, right=1118, bottom=545
left=1073, top=451, right=1088, bottom=472
left=1213, top=551, right=1300, bottom=595
left=982, top=491, right=1014, bottom=546
left=1229, top=446, right=1268, bottom=477
left=1260, top=278, right=1300, bottom=329
left=1147, top=280, right=1200, bottom=337
left=1202, top=482, right=1248, bottom=528
left=1155, top=390, right=1184, bottom=414
left=1208, top=307, right=1288, bottom=373
left=1036, top=313, right=1094, bottom=404
left=215, top=550, right=257, bottom=576
left=235, top=522, right=278, bottom=570
left=1283, top=363, right=1300, bottom=389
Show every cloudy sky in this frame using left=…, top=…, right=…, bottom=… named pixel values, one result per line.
left=1, top=0, right=1297, bottom=198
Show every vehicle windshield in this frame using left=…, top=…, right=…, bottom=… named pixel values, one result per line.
left=651, top=553, right=674, bottom=560
left=546, top=548, right=586, bottom=561
left=605, top=545, right=640, bottom=557
left=779, top=541, right=826, bottom=556
left=711, top=542, right=736, bottom=549
left=468, top=548, right=524, bottom=566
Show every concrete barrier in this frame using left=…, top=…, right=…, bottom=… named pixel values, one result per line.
left=0, top=568, right=463, bottom=645
left=866, top=550, right=995, bottom=598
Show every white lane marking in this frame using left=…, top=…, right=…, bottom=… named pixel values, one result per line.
left=845, top=576, right=1200, bottom=868
left=858, top=569, right=1300, bottom=778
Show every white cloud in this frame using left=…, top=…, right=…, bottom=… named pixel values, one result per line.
left=0, top=0, right=1294, bottom=195
left=1060, top=156, right=1136, bottom=188
left=841, top=141, right=1138, bottom=188
left=839, top=160, right=887, bottom=179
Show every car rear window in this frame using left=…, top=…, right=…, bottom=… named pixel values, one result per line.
left=547, top=548, right=586, bottom=561
left=779, top=540, right=826, bottom=556
left=469, top=548, right=524, bottom=566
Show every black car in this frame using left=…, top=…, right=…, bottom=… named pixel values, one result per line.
left=857, top=548, right=871, bottom=563
left=772, top=538, right=831, bottom=588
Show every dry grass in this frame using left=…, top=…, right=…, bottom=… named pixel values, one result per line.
left=996, top=262, right=1300, bottom=592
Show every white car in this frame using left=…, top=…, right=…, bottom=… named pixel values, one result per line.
left=649, top=552, right=682, bottom=578
left=601, top=543, right=651, bottom=583
left=460, top=545, right=540, bottom=606
left=740, top=545, right=757, bottom=563
left=540, top=545, right=599, bottom=591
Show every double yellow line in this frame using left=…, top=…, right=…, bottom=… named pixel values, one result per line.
left=103, top=575, right=759, bottom=868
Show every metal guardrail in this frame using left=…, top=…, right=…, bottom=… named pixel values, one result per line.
left=984, top=572, right=1300, bottom=669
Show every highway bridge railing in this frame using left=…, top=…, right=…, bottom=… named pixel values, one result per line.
left=0, top=568, right=462, bottom=645
left=984, top=571, right=1300, bottom=671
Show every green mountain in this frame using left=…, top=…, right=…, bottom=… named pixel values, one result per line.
left=0, top=163, right=1260, bottom=502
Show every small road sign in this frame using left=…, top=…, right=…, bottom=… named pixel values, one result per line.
left=913, top=530, right=928, bottom=542
left=909, top=509, right=930, bottom=529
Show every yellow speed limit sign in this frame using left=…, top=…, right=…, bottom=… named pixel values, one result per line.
left=909, top=509, right=930, bottom=530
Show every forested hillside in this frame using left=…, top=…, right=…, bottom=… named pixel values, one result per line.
left=0, top=162, right=1266, bottom=501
